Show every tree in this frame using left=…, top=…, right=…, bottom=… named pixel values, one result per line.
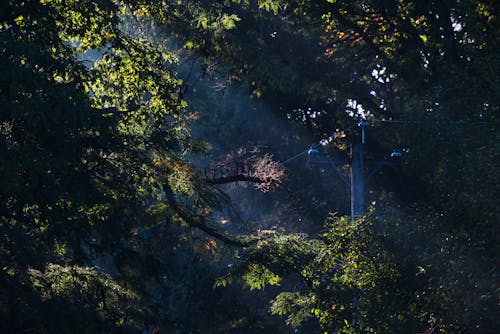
left=0, top=0, right=255, bottom=332
left=158, top=0, right=499, bottom=240
left=155, top=1, right=498, bottom=332
left=1, top=0, right=497, bottom=332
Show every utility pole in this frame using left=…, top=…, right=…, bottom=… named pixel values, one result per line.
left=350, top=120, right=368, bottom=220
left=350, top=143, right=364, bottom=220
left=307, top=120, right=398, bottom=221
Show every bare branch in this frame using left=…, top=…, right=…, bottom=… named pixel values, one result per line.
left=207, top=174, right=267, bottom=185
left=205, top=152, right=285, bottom=192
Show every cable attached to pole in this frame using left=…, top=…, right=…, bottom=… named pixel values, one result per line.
left=280, top=122, right=358, bottom=165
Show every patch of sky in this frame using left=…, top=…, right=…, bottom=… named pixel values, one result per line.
left=345, top=99, right=370, bottom=118
left=289, top=107, right=326, bottom=122
left=371, top=66, right=388, bottom=83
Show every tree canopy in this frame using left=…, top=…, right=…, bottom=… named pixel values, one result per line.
left=0, top=0, right=498, bottom=333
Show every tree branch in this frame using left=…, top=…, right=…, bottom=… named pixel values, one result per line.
left=207, top=174, right=268, bottom=185
left=163, top=185, right=256, bottom=247
left=187, top=215, right=255, bottom=247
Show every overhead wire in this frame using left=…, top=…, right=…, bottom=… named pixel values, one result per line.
left=372, top=118, right=490, bottom=126
left=280, top=117, right=494, bottom=165
left=280, top=122, right=358, bottom=165
left=372, top=119, right=422, bottom=124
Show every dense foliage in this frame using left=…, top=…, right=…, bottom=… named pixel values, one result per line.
left=0, top=0, right=236, bottom=332
left=0, top=0, right=497, bottom=333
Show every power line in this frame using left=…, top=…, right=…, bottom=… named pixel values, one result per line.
left=372, top=119, right=422, bottom=124
left=281, top=117, right=493, bottom=165
left=372, top=118, right=490, bottom=126
left=280, top=122, right=358, bottom=165
left=280, top=150, right=308, bottom=165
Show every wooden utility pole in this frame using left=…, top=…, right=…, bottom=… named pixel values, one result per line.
left=307, top=120, right=398, bottom=221
left=350, top=120, right=368, bottom=220
left=350, top=143, right=364, bottom=220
